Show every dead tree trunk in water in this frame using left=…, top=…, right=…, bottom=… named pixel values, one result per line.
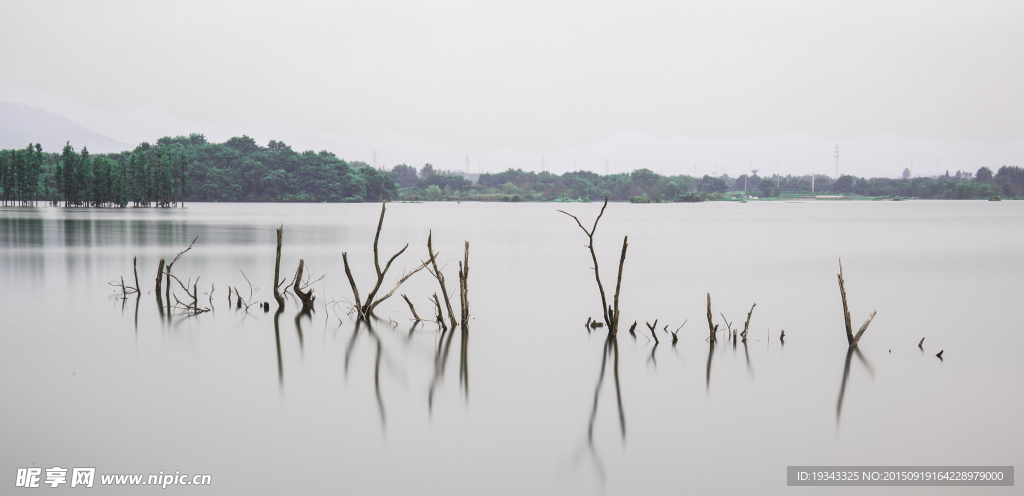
left=741, top=303, right=756, bottom=342
left=458, top=241, right=469, bottom=331
left=273, top=225, right=285, bottom=310
left=706, top=293, right=718, bottom=341
left=558, top=198, right=629, bottom=335
left=164, top=236, right=198, bottom=314
left=132, top=257, right=140, bottom=295
left=611, top=236, right=628, bottom=334
left=426, top=231, right=459, bottom=330
left=838, top=259, right=854, bottom=344
left=292, top=259, right=316, bottom=314
left=430, top=293, right=447, bottom=332
left=458, top=241, right=470, bottom=397
left=342, top=202, right=427, bottom=319
left=155, top=258, right=165, bottom=312
left=837, top=259, right=877, bottom=347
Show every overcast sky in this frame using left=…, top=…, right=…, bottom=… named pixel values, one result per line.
left=1, top=0, right=1022, bottom=155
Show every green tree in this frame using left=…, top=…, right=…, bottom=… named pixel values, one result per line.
left=239, top=157, right=268, bottom=201
left=697, top=175, right=728, bottom=193
left=389, top=164, right=419, bottom=188
left=630, top=168, right=659, bottom=190
left=758, top=177, right=780, bottom=197
left=58, top=142, right=79, bottom=206
left=0, top=150, right=10, bottom=205
left=832, top=175, right=855, bottom=193
left=359, top=166, right=396, bottom=201
left=662, top=181, right=684, bottom=200
left=424, top=184, right=442, bottom=200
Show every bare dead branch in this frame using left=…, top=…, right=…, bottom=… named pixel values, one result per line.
left=343, top=203, right=420, bottom=320
left=342, top=252, right=363, bottom=312
left=645, top=320, right=659, bottom=344
left=741, top=303, right=756, bottom=341
left=838, top=260, right=877, bottom=348
left=273, top=225, right=285, bottom=310
left=155, top=258, right=165, bottom=294
left=165, top=272, right=210, bottom=315
left=431, top=293, right=447, bottom=332
left=402, top=294, right=422, bottom=321
left=426, top=231, right=459, bottom=330
left=458, top=241, right=470, bottom=334
left=132, top=257, right=140, bottom=294
left=706, top=293, right=718, bottom=341
left=851, top=310, right=877, bottom=346
left=838, top=259, right=854, bottom=344
left=558, top=199, right=609, bottom=325
left=238, top=268, right=256, bottom=301
left=720, top=312, right=733, bottom=338
left=671, top=320, right=687, bottom=345
left=167, top=236, right=198, bottom=270
left=559, top=198, right=627, bottom=334
left=367, top=260, right=429, bottom=315
left=292, top=259, right=316, bottom=314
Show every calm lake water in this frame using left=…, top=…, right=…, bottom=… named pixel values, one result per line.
left=1, top=201, right=1022, bottom=494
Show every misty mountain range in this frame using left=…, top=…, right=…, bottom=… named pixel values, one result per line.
left=2, top=84, right=1021, bottom=179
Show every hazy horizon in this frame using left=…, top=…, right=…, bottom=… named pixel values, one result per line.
left=2, top=1, right=1023, bottom=178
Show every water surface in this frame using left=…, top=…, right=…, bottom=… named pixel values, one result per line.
left=2, top=201, right=1022, bottom=494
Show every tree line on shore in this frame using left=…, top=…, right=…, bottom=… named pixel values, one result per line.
left=1, top=135, right=1020, bottom=206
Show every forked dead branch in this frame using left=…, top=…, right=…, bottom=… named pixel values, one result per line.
left=425, top=231, right=459, bottom=330
left=342, top=202, right=429, bottom=320
left=109, top=256, right=141, bottom=299
left=837, top=259, right=877, bottom=348
left=291, top=259, right=319, bottom=314
left=558, top=198, right=628, bottom=335
left=835, top=259, right=879, bottom=423
left=164, top=236, right=199, bottom=313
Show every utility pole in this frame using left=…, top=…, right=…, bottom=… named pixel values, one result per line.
left=605, top=159, right=609, bottom=176
left=373, top=151, right=377, bottom=168
left=834, top=144, right=839, bottom=179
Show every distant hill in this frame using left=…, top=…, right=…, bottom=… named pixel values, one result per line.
left=0, top=102, right=130, bottom=154
left=2, top=82, right=1021, bottom=178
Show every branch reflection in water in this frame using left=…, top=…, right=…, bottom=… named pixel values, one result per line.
left=836, top=344, right=875, bottom=424
left=577, top=330, right=626, bottom=487
left=325, top=312, right=472, bottom=434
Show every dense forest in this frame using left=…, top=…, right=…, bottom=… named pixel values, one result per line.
left=0, top=135, right=1020, bottom=206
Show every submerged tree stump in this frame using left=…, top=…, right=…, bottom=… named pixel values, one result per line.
left=273, top=225, right=285, bottom=310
